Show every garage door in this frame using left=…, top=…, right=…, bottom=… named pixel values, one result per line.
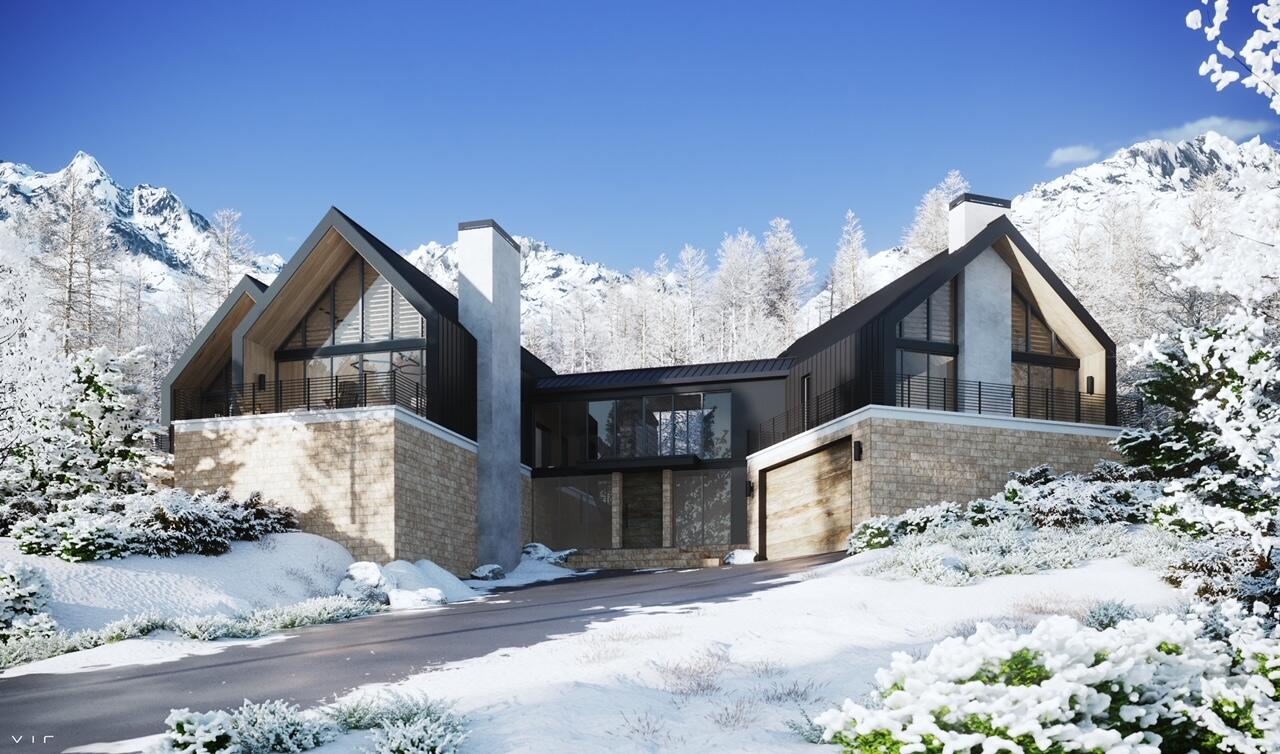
left=762, top=440, right=852, bottom=560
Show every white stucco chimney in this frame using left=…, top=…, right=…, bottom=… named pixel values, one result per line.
left=949, top=194, right=1014, bottom=406
left=457, top=220, right=523, bottom=571
left=948, top=193, right=1010, bottom=252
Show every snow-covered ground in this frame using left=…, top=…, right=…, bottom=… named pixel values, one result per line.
left=303, top=556, right=1177, bottom=754
left=0, top=532, right=353, bottom=631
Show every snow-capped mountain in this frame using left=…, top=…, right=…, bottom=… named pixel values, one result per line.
left=405, top=235, right=625, bottom=322
left=2, top=131, right=1275, bottom=373
left=0, top=152, right=283, bottom=275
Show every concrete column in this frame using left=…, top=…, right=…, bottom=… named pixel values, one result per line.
left=661, top=469, right=674, bottom=548
left=611, top=471, right=624, bottom=549
left=457, top=220, right=523, bottom=570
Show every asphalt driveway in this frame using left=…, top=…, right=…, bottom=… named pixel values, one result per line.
left=0, top=553, right=840, bottom=754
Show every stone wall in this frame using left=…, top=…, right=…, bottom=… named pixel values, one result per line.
left=860, top=415, right=1119, bottom=517
left=173, top=406, right=481, bottom=575
left=747, top=405, right=1121, bottom=558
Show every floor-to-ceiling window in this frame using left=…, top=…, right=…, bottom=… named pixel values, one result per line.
left=1011, top=289, right=1082, bottom=421
left=272, top=256, right=435, bottom=413
left=894, top=278, right=957, bottom=410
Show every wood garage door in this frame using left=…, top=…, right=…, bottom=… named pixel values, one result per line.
left=762, top=440, right=852, bottom=560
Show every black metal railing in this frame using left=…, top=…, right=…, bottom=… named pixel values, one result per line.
left=172, top=372, right=427, bottom=422
left=749, top=373, right=1143, bottom=453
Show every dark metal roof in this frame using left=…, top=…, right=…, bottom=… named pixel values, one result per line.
left=781, top=214, right=1115, bottom=362
left=781, top=247, right=953, bottom=360
left=535, top=358, right=794, bottom=392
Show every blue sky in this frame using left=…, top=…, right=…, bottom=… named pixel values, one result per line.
left=5, top=1, right=1277, bottom=271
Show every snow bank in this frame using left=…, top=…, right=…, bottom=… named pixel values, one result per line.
left=0, top=533, right=352, bottom=631
left=339, top=560, right=479, bottom=608
left=464, top=545, right=582, bottom=590
left=724, top=549, right=757, bottom=564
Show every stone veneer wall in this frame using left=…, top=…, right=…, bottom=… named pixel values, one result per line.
left=746, top=406, right=1121, bottom=558
left=173, top=406, right=482, bottom=575
left=858, top=416, right=1120, bottom=517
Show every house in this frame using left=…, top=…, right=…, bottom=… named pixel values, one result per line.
left=164, top=194, right=1128, bottom=575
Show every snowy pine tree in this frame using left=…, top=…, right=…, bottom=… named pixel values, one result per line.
left=828, top=209, right=869, bottom=320
left=901, top=170, right=969, bottom=264
left=760, top=218, right=814, bottom=344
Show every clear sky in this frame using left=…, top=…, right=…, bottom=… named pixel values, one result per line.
left=5, top=1, right=1277, bottom=271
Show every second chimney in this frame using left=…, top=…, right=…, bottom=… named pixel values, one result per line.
left=948, top=193, right=1010, bottom=251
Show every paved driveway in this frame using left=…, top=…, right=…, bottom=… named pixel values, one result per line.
left=0, top=553, right=839, bottom=754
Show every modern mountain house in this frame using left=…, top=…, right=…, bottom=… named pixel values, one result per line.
left=164, top=195, right=1128, bottom=575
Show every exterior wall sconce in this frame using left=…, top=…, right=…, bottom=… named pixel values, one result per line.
left=853, top=440, right=864, bottom=461
left=1086, top=376, right=1095, bottom=395
left=257, top=373, right=267, bottom=390
left=746, top=479, right=755, bottom=498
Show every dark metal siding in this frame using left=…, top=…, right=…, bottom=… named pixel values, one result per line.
left=433, top=315, right=477, bottom=439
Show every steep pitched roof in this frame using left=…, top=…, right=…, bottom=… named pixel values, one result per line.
left=161, top=274, right=268, bottom=423
left=230, top=207, right=555, bottom=378
left=535, top=358, right=794, bottom=392
left=781, top=215, right=1114, bottom=361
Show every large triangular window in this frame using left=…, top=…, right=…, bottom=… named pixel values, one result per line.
left=1011, top=289, right=1073, bottom=356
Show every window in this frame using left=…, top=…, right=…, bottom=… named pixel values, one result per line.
left=536, top=392, right=733, bottom=467
left=588, top=400, right=616, bottom=460
left=674, top=470, right=732, bottom=547
left=1012, top=289, right=1074, bottom=356
left=531, top=475, right=613, bottom=550
left=672, top=393, right=703, bottom=455
left=897, top=279, right=955, bottom=343
left=643, top=395, right=673, bottom=457
left=364, top=263, right=394, bottom=342
left=896, top=349, right=955, bottom=410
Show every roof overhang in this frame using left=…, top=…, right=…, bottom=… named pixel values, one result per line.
left=161, top=274, right=268, bottom=425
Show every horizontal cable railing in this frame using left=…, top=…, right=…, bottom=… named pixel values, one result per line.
left=748, top=373, right=1143, bottom=453
left=172, top=372, right=427, bottom=422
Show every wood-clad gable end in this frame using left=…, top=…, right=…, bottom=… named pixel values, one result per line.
left=236, top=221, right=478, bottom=439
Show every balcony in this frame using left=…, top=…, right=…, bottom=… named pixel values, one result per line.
left=171, top=372, right=427, bottom=422
left=749, top=373, right=1141, bottom=453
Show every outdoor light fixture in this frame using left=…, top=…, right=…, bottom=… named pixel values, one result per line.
left=853, top=440, right=863, bottom=461
left=746, top=479, right=755, bottom=498
left=1087, top=376, right=1095, bottom=395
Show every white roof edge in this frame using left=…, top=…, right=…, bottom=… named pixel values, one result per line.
left=746, top=403, right=1120, bottom=465
left=172, top=405, right=480, bottom=452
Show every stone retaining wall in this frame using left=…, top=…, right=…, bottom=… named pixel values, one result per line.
left=173, top=406, right=481, bottom=575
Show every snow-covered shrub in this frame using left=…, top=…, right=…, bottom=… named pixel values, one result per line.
left=157, top=709, right=239, bottom=754
left=1166, top=533, right=1280, bottom=609
left=1009, top=472, right=1159, bottom=528
left=817, top=601, right=1280, bottom=753
left=226, top=700, right=338, bottom=754
left=338, top=562, right=390, bottom=604
left=1082, top=599, right=1139, bottom=629
left=859, top=519, right=1184, bottom=586
left=845, top=518, right=894, bottom=555
left=15, top=509, right=129, bottom=562
left=723, top=549, right=757, bottom=564
left=365, top=715, right=468, bottom=754
left=12, top=488, right=298, bottom=562
left=0, top=562, right=57, bottom=641
left=170, top=596, right=384, bottom=640
left=328, top=691, right=457, bottom=731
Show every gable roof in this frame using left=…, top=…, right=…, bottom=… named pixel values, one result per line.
left=535, top=358, right=794, bottom=393
left=161, top=274, right=268, bottom=423
left=781, top=214, right=1114, bottom=361
left=230, top=207, right=555, bottom=378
